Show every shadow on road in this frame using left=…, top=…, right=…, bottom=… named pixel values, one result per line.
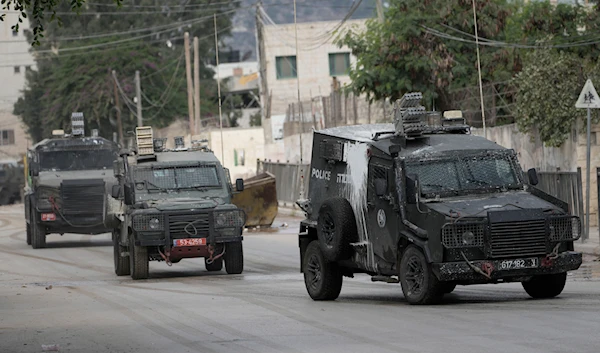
left=45, top=240, right=112, bottom=249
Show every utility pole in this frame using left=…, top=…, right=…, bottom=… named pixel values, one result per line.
left=376, top=0, right=384, bottom=23
left=135, top=70, right=143, bottom=127
left=214, top=14, right=225, bottom=165
left=472, top=0, right=486, bottom=137
left=184, top=32, right=195, bottom=135
left=293, top=0, right=305, bottom=200
left=111, top=70, right=124, bottom=146
left=193, top=36, right=201, bottom=136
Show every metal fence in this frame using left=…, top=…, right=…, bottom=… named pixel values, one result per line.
left=257, top=160, right=309, bottom=208
left=537, top=168, right=586, bottom=240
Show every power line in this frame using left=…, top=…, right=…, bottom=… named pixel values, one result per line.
left=85, top=0, right=245, bottom=9
left=0, top=6, right=244, bottom=44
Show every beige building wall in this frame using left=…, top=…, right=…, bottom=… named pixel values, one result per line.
left=261, top=19, right=366, bottom=117
left=198, top=127, right=265, bottom=180
left=0, top=12, right=35, bottom=159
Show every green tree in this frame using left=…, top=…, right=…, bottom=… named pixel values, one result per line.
left=513, top=49, right=585, bottom=147
left=338, top=0, right=516, bottom=110
left=13, top=0, right=238, bottom=142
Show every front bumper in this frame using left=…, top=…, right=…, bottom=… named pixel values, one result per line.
left=136, top=235, right=243, bottom=247
left=432, top=251, right=582, bottom=282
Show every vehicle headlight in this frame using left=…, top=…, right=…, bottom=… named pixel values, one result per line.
left=549, top=216, right=581, bottom=241
left=213, top=210, right=246, bottom=228
left=149, top=218, right=161, bottom=230
left=132, top=214, right=164, bottom=232
left=442, top=223, right=484, bottom=248
left=462, top=231, right=475, bottom=245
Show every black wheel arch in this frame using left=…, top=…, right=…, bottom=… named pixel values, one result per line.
left=399, top=230, right=433, bottom=263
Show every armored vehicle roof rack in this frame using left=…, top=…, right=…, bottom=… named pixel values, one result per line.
left=135, top=126, right=157, bottom=162
left=71, top=112, right=85, bottom=137
left=392, top=92, right=470, bottom=141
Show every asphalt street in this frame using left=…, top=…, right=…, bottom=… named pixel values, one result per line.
left=1, top=204, right=600, bottom=353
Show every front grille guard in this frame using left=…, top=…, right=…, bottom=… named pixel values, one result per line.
left=442, top=215, right=581, bottom=251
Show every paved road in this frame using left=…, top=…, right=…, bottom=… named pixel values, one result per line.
left=1, top=204, right=600, bottom=353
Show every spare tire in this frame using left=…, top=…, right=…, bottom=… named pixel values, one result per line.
left=317, top=197, right=358, bottom=262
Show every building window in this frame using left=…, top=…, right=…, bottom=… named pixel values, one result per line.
left=275, top=56, right=297, bottom=79
left=13, top=66, right=20, bottom=74
left=25, top=65, right=31, bottom=72
left=12, top=30, right=18, bottom=37
left=329, top=52, right=350, bottom=76
left=234, top=149, right=245, bottom=166
left=0, top=130, right=15, bottom=145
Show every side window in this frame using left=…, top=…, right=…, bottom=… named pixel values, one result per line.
left=370, top=165, right=389, bottom=197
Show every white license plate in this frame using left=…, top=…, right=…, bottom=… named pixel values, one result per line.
left=173, top=238, right=206, bottom=247
left=499, top=258, right=539, bottom=270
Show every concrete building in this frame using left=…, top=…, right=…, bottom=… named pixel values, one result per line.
left=0, top=12, right=34, bottom=159
left=256, top=18, right=367, bottom=149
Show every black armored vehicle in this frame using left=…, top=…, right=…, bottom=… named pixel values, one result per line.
left=111, top=127, right=246, bottom=280
left=297, top=92, right=582, bottom=304
left=24, top=113, right=119, bottom=248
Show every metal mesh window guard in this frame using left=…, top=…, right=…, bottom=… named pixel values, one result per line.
left=134, top=165, right=221, bottom=190
left=406, top=153, right=521, bottom=197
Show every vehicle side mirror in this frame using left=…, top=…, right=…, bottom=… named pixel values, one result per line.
left=374, top=178, right=387, bottom=197
left=236, top=178, right=244, bottom=192
left=405, top=174, right=419, bottom=204
left=111, top=184, right=121, bottom=199
left=527, top=168, right=539, bottom=186
left=30, top=162, right=39, bottom=176
left=123, top=183, right=135, bottom=205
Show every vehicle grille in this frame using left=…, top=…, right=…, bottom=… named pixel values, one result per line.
left=168, top=213, right=210, bottom=239
left=489, top=219, right=547, bottom=258
left=61, top=179, right=105, bottom=224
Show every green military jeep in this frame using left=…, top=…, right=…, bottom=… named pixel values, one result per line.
left=111, top=128, right=246, bottom=279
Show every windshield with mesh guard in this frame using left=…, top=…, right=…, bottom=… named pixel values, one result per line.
left=405, top=153, right=521, bottom=198
left=133, top=165, right=221, bottom=191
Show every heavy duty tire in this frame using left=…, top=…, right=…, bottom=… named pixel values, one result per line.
left=205, top=258, right=223, bottom=272
left=224, top=242, right=244, bottom=274
left=26, top=223, right=32, bottom=245
left=317, top=197, right=358, bottom=262
left=129, top=235, right=149, bottom=280
left=113, top=230, right=130, bottom=276
left=522, top=273, right=567, bottom=299
left=303, top=241, right=343, bottom=301
left=31, top=214, right=46, bottom=249
left=399, top=245, right=443, bottom=305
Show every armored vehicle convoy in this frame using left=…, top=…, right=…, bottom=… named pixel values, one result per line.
left=111, top=127, right=246, bottom=280
left=24, top=113, right=119, bottom=248
left=297, top=92, right=582, bottom=305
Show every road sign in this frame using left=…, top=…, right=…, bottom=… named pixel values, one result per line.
left=576, top=79, right=600, bottom=109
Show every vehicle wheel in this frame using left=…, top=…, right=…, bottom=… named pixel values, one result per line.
left=129, top=235, right=149, bottom=280
left=317, top=197, right=358, bottom=262
left=440, top=282, right=456, bottom=294
left=31, top=216, right=46, bottom=249
left=205, top=258, right=223, bottom=272
left=26, top=223, right=32, bottom=245
left=224, top=242, right=243, bottom=274
left=303, top=241, right=343, bottom=301
left=399, top=245, right=443, bottom=305
left=522, top=273, right=567, bottom=299
left=113, top=230, right=130, bottom=276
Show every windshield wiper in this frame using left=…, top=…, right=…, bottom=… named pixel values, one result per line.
left=465, top=178, right=492, bottom=186
left=145, top=180, right=174, bottom=192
